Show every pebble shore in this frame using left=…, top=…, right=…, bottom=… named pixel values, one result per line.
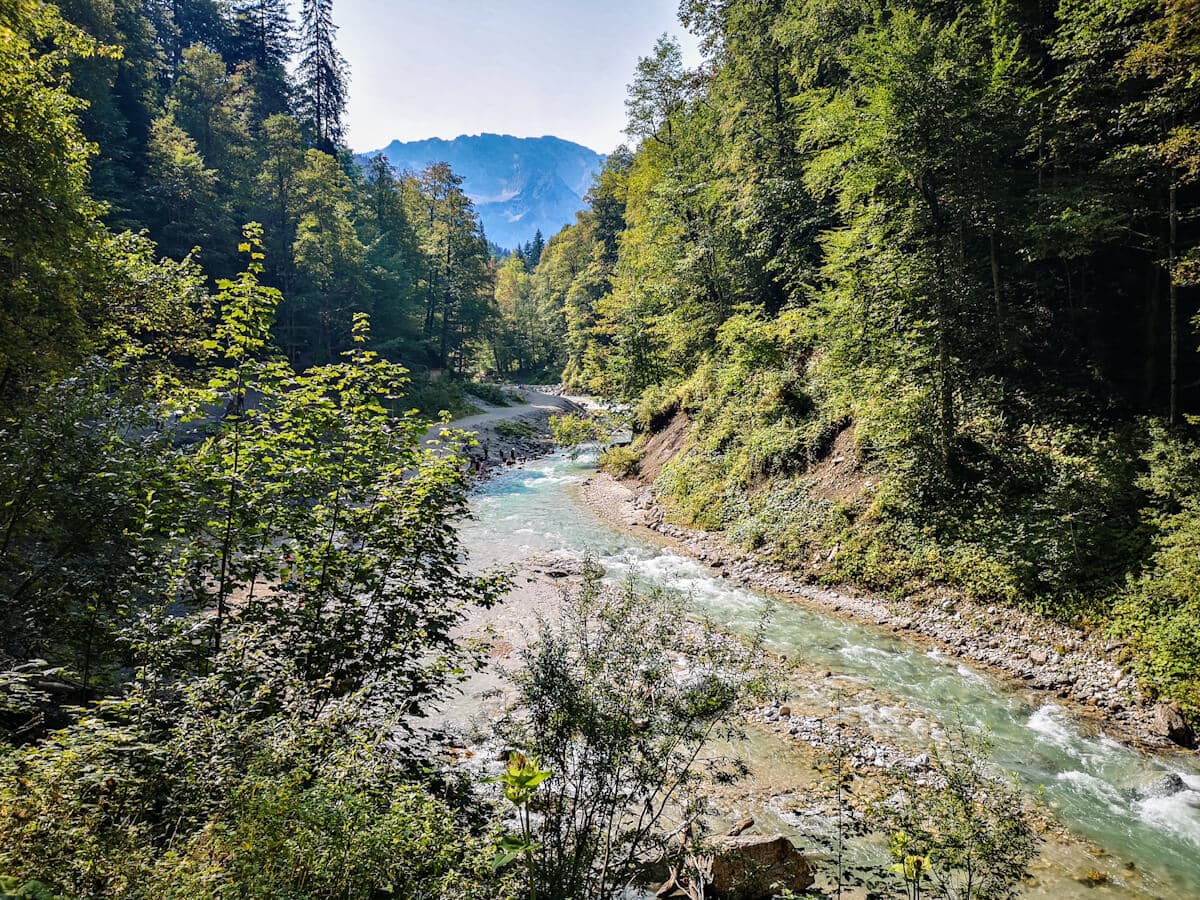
left=578, top=473, right=1194, bottom=753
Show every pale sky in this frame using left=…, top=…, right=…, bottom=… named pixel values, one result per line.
left=331, top=0, right=702, bottom=155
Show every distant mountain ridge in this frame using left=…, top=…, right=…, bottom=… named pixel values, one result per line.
left=357, top=134, right=604, bottom=250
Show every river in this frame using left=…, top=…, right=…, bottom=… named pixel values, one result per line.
left=458, top=449, right=1200, bottom=898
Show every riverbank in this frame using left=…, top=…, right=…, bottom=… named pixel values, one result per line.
left=422, top=386, right=582, bottom=472
left=576, top=471, right=1195, bottom=755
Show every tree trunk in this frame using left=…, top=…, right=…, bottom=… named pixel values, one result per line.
left=440, top=236, right=453, bottom=369
left=990, top=232, right=1005, bottom=359
left=1169, top=183, right=1179, bottom=426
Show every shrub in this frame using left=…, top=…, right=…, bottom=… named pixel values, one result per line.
left=0, top=705, right=513, bottom=899
left=634, top=383, right=679, bottom=432
left=548, top=412, right=609, bottom=449
left=1112, top=427, right=1200, bottom=713
left=870, top=727, right=1042, bottom=900
left=597, top=445, right=641, bottom=477
left=495, top=566, right=771, bottom=899
left=404, top=374, right=481, bottom=419
left=163, top=765, right=510, bottom=899
left=494, top=419, right=537, bottom=439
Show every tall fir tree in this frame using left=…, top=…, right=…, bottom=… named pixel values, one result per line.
left=296, top=0, right=347, bottom=153
left=231, top=0, right=295, bottom=123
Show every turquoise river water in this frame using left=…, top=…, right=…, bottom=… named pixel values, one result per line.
left=458, top=450, right=1200, bottom=898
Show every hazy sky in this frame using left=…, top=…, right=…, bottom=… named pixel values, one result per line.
left=332, top=0, right=702, bottom=155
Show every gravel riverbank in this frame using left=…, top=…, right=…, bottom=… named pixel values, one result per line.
left=576, top=472, right=1195, bottom=754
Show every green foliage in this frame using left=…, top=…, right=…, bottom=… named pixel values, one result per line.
left=0, top=4, right=526, bottom=898
left=404, top=374, right=482, bottom=420
left=0, top=876, right=63, bottom=900
left=0, top=231, right=509, bottom=897
left=548, top=412, right=610, bottom=449
left=496, top=566, right=768, bottom=899
left=31, top=0, right=501, bottom=374
left=1112, top=427, right=1200, bottom=712
left=0, top=706, right=512, bottom=899
left=0, top=0, right=111, bottom=405
left=485, top=255, right=559, bottom=378
left=598, top=445, right=641, bottom=477
left=489, top=752, right=551, bottom=893
left=871, top=728, right=1042, bottom=900
left=416, top=162, right=496, bottom=373
left=535, top=0, right=1200, bottom=714
left=166, top=765, right=508, bottom=898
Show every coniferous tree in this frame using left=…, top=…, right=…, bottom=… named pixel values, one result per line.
left=146, top=0, right=231, bottom=80
left=360, top=154, right=423, bottom=354
left=528, top=229, right=545, bottom=267
left=417, top=163, right=493, bottom=371
left=231, top=0, right=295, bottom=123
left=296, top=0, right=348, bottom=153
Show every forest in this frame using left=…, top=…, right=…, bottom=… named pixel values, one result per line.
left=518, top=0, right=1200, bottom=718
left=1, top=0, right=1199, bottom=896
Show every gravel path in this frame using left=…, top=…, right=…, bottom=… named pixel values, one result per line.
left=422, top=387, right=582, bottom=468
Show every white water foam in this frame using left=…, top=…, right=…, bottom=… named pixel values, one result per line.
left=1056, top=769, right=1127, bottom=815
left=1028, top=703, right=1078, bottom=750
left=1135, top=791, right=1200, bottom=849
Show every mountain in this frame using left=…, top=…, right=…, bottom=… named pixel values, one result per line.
left=357, top=134, right=604, bottom=250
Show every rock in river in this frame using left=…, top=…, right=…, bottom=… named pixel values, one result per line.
left=1151, top=702, right=1196, bottom=748
left=529, top=550, right=604, bottom=579
left=704, top=833, right=814, bottom=899
left=1136, top=772, right=1188, bottom=799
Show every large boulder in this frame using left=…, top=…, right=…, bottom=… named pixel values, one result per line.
left=1136, top=772, right=1188, bottom=799
left=529, top=550, right=604, bottom=580
left=1151, top=702, right=1196, bottom=748
left=705, top=834, right=814, bottom=899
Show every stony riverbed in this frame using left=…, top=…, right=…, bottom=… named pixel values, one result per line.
left=435, top=415, right=1200, bottom=896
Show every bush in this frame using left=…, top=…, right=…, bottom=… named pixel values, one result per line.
left=494, top=419, right=537, bottom=439
left=0, top=708, right=512, bottom=899
left=598, top=445, right=641, bottom=477
left=465, top=382, right=518, bottom=407
left=634, top=383, right=679, bottom=432
left=494, top=566, right=772, bottom=899
left=870, top=727, right=1042, bottom=900
left=548, top=412, right=609, bottom=449
left=0, top=247, right=512, bottom=899
left=1112, top=427, right=1200, bottom=713
left=163, top=765, right=510, bottom=899
left=404, top=374, right=481, bottom=419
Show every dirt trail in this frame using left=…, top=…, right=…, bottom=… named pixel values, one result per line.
left=422, top=387, right=581, bottom=455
